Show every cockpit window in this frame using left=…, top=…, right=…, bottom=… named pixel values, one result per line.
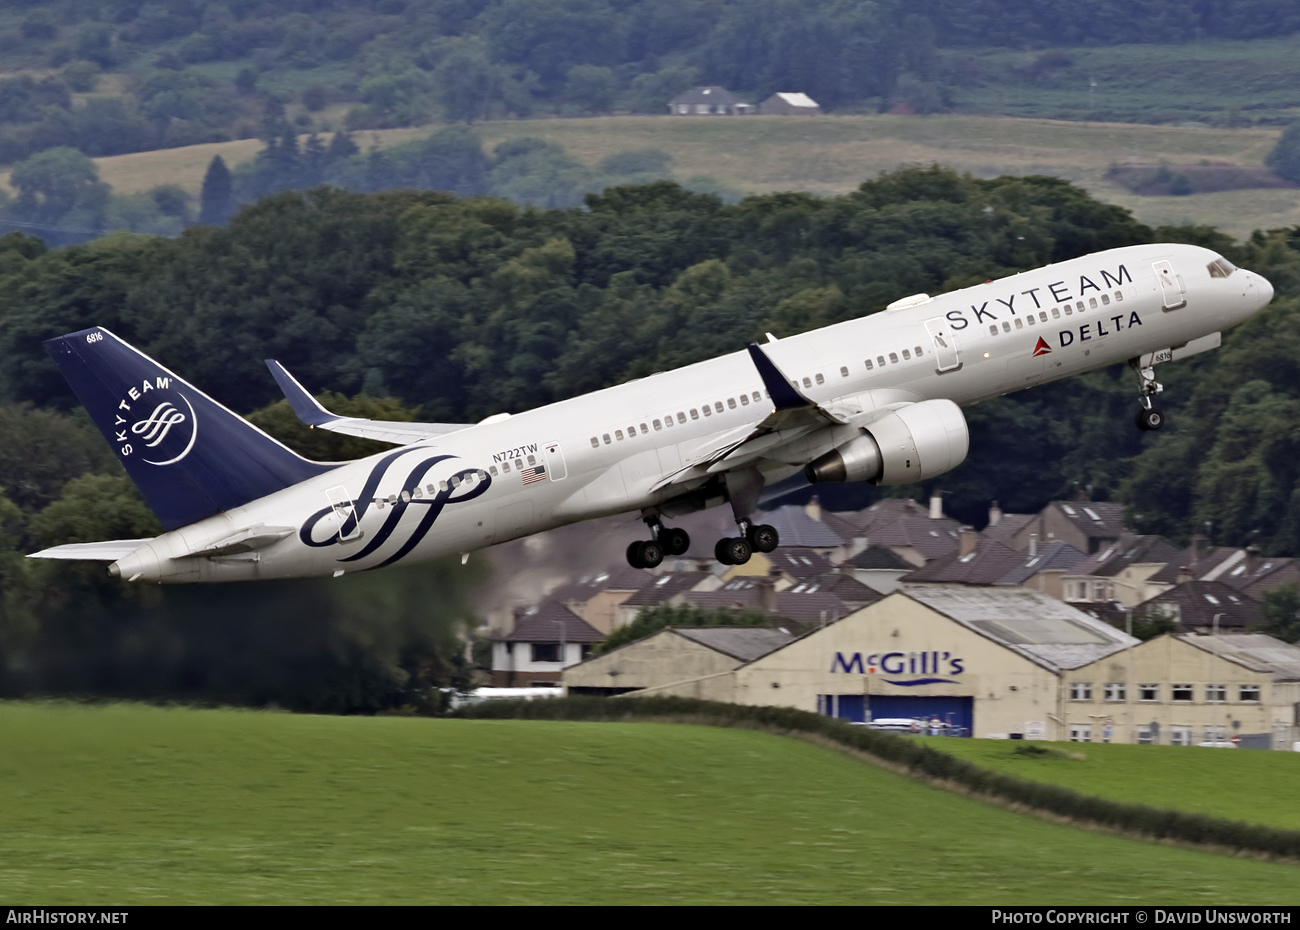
left=1208, top=257, right=1236, bottom=278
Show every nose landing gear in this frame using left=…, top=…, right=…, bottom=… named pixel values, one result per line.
left=1135, top=406, right=1165, bottom=431
left=1131, top=359, right=1166, bottom=432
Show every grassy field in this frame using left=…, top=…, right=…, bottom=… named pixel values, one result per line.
left=918, top=737, right=1300, bottom=831
left=43, top=114, right=1294, bottom=242
left=1, top=702, right=1298, bottom=905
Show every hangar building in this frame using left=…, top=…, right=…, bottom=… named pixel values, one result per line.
left=566, top=627, right=796, bottom=696
left=563, top=585, right=1300, bottom=747
left=567, top=585, right=1137, bottom=740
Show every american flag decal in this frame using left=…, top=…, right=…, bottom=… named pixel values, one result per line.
left=521, top=464, right=547, bottom=485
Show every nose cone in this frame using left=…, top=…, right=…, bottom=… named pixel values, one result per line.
left=1254, top=271, right=1275, bottom=310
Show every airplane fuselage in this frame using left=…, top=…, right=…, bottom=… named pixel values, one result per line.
left=108, top=243, right=1271, bottom=583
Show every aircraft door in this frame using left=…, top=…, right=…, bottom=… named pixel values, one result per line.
left=542, top=441, right=567, bottom=481
left=1153, top=260, right=1187, bottom=310
left=325, top=485, right=362, bottom=542
left=924, top=317, right=962, bottom=373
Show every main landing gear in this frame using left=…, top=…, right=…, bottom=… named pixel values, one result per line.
left=626, top=516, right=691, bottom=569
left=625, top=517, right=780, bottom=568
left=714, top=520, right=780, bottom=566
left=1130, top=358, right=1166, bottom=432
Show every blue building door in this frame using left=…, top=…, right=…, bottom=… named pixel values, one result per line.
left=817, top=694, right=866, bottom=723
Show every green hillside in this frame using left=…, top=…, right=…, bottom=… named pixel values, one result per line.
left=919, top=738, right=1300, bottom=830
left=947, top=35, right=1300, bottom=126
left=1, top=702, right=1298, bottom=905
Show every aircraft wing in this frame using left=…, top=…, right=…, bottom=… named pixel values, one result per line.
left=266, top=361, right=472, bottom=445
left=650, top=343, right=849, bottom=491
left=28, top=539, right=154, bottom=561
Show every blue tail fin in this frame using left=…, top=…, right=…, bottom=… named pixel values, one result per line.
left=45, top=327, right=333, bottom=531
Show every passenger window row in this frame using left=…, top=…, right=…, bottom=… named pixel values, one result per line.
left=372, top=469, right=490, bottom=508
left=864, top=345, right=925, bottom=371
left=589, top=390, right=770, bottom=449
left=487, top=454, right=537, bottom=478
left=987, top=291, right=1124, bottom=336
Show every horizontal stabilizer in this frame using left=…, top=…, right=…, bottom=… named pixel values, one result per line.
left=184, top=524, right=295, bottom=557
left=265, top=360, right=471, bottom=445
left=28, top=539, right=154, bottom=561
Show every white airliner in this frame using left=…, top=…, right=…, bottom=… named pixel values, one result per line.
left=29, top=243, right=1272, bottom=582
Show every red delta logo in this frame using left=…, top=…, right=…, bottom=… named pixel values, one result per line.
left=1032, top=337, right=1052, bottom=357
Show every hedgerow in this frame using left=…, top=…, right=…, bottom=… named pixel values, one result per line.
left=454, top=696, right=1300, bottom=860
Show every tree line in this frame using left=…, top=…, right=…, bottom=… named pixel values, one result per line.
left=2, top=166, right=1300, bottom=706
left=0, top=126, right=732, bottom=244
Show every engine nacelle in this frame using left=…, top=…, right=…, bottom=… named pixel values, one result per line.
left=805, top=399, right=969, bottom=485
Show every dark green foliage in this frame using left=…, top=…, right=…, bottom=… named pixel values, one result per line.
left=1124, top=232, right=1300, bottom=549
left=15, top=556, right=485, bottom=714
left=0, top=403, right=120, bottom=513
left=0, top=146, right=196, bottom=241
left=1266, top=122, right=1300, bottom=185
left=0, top=472, right=486, bottom=713
left=27, top=473, right=162, bottom=548
left=9, top=147, right=100, bottom=221
left=246, top=391, right=422, bottom=461
left=198, top=154, right=233, bottom=225
left=595, top=604, right=775, bottom=655
left=1127, top=610, right=1179, bottom=642
left=455, top=696, right=1300, bottom=859
left=1260, top=583, right=1300, bottom=643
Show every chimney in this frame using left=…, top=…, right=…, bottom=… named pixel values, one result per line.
left=959, top=526, right=979, bottom=557
left=929, top=493, right=943, bottom=520
left=756, top=572, right=779, bottom=613
left=1190, top=533, right=1208, bottom=563
left=1245, top=544, right=1261, bottom=577
left=805, top=495, right=822, bottom=522
left=1028, top=532, right=1038, bottom=558
left=988, top=500, right=1003, bottom=527
left=1176, top=565, right=1192, bottom=584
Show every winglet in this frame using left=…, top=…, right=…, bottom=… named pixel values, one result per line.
left=746, top=343, right=812, bottom=410
left=265, top=360, right=337, bottom=428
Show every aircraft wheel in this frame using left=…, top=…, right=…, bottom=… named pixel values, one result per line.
left=747, top=524, right=779, bottom=553
left=1136, top=407, right=1165, bottom=431
left=638, top=540, right=664, bottom=569
left=661, top=527, right=690, bottom=556
left=716, top=537, right=752, bottom=566
left=628, top=540, right=663, bottom=569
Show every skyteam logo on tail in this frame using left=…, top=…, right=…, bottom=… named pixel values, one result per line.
left=114, top=378, right=198, bottom=466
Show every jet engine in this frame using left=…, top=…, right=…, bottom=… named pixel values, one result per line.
left=805, top=399, right=968, bottom=486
